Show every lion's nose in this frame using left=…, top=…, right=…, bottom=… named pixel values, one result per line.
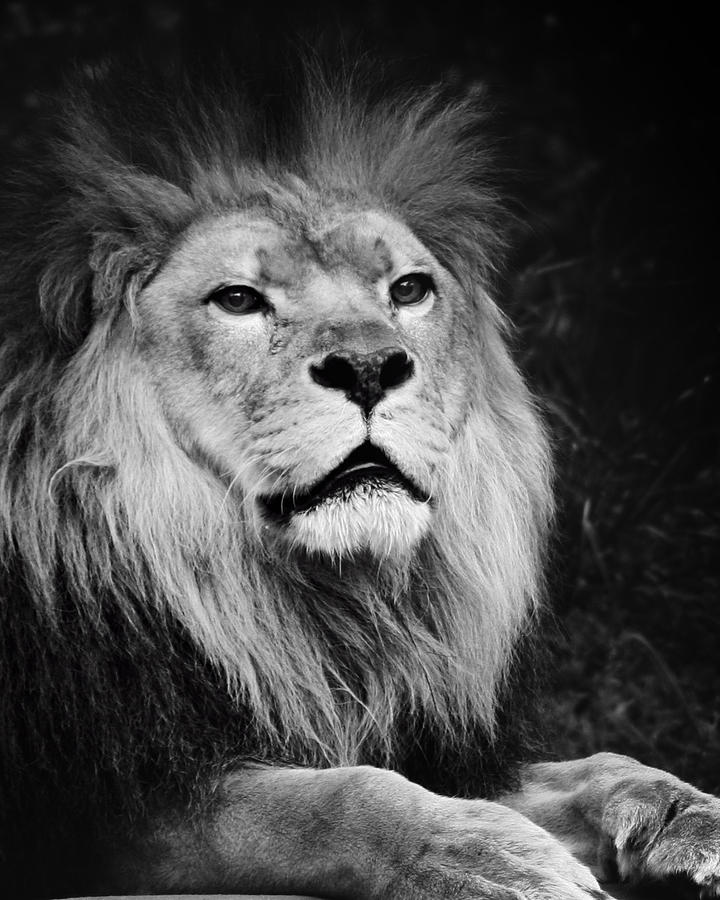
left=309, top=347, right=414, bottom=415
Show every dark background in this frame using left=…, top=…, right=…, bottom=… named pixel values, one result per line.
left=1, top=2, right=717, bottom=791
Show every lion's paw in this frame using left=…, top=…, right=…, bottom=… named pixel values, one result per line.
left=399, top=796, right=612, bottom=899
left=604, top=778, right=720, bottom=897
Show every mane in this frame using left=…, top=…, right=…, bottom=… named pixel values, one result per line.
left=0, top=59, right=552, bottom=818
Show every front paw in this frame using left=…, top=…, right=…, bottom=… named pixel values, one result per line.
left=394, top=796, right=611, bottom=900
left=602, top=775, right=720, bottom=897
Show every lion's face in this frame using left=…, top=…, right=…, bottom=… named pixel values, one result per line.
left=138, top=207, right=479, bottom=559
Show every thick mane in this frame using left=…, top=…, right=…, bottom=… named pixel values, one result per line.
left=0, top=59, right=552, bottom=829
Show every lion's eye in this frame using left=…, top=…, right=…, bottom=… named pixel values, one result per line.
left=389, top=274, right=434, bottom=306
left=209, top=285, right=266, bottom=315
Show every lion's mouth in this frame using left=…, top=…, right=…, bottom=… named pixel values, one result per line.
left=260, top=441, right=428, bottom=521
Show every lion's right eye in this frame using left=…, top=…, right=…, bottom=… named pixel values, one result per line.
left=389, top=273, right=434, bottom=307
left=209, top=285, right=266, bottom=315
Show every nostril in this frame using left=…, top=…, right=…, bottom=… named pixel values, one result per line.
left=379, top=350, right=414, bottom=391
left=309, top=353, right=357, bottom=392
left=310, top=347, right=415, bottom=414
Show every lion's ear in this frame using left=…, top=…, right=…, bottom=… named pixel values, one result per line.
left=87, top=231, right=156, bottom=327
left=35, top=226, right=142, bottom=345
left=32, top=168, right=193, bottom=345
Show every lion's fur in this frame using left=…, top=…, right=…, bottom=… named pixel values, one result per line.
left=0, top=58, right=552, bottom=892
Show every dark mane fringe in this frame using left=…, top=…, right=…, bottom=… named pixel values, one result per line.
left=0, top=53, right=552, bottom=881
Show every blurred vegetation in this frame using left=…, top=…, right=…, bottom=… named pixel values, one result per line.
left=1, top=2, right=717, bottom=791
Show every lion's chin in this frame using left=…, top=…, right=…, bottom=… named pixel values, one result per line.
left=285, top=485, right=432, bottom=558
left=258, top=441, right=432, bottom=558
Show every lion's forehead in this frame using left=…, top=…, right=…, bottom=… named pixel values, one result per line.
left=170, top=209, right=432, bottom=299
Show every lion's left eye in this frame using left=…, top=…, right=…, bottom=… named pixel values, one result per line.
left=209, top=285, right=266, bottom=315
left=389, top=274, right=434, bottom=306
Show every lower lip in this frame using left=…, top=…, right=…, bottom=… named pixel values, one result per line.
left=260, top=468, right=407, bottom=521
left=320, top=464, right=401, bottom=496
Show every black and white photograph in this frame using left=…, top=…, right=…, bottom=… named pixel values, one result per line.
left=0, top=3, right=717, bottom=899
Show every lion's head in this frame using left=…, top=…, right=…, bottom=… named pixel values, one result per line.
left=143, top=206, right=466, bottom=560
left=0, top=62, right=552, bottom=820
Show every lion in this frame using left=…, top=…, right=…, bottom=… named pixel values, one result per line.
left=0, top=58, right=718, bottom=900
